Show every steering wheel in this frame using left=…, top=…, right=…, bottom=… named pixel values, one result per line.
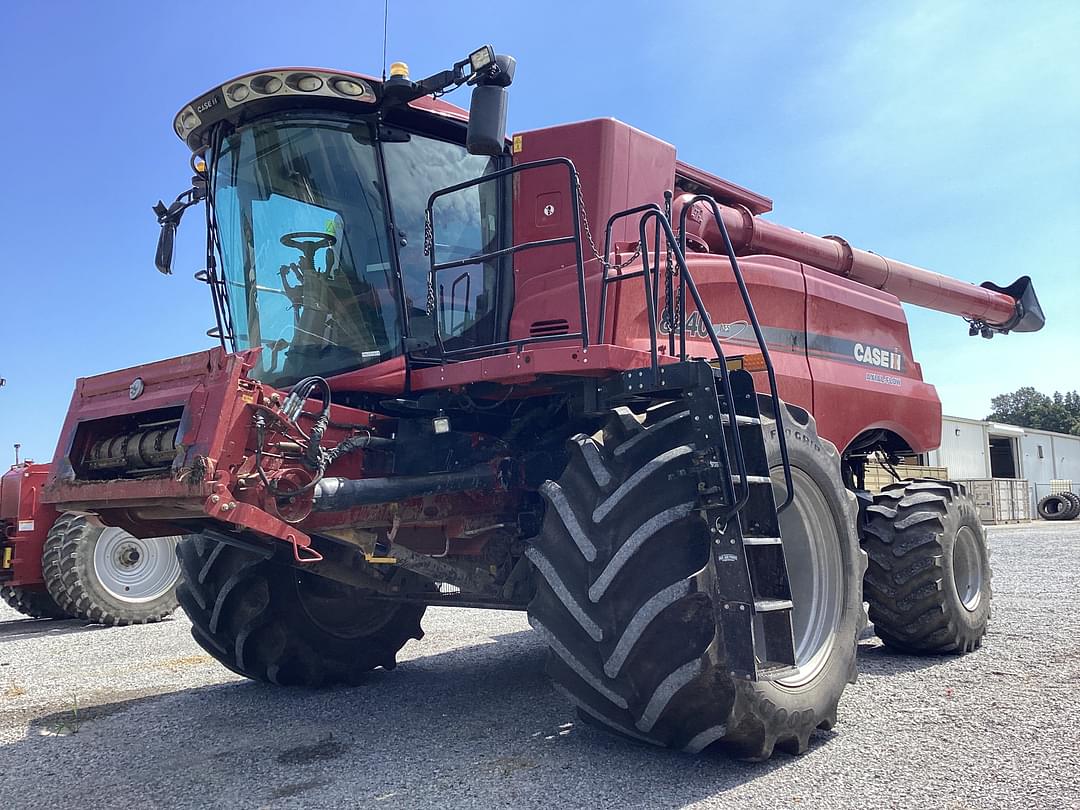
left=281, top=231, right=337, bottom=252
left=280, top=232, right=338, bottom=282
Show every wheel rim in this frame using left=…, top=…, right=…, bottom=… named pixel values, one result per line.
left=951, top=525, right=984, bottom=611
left=769, top=468, right=844, bottom=688
left=92, top=528, right=182, bottom=603
left=295, top=575, right=393, bottom=639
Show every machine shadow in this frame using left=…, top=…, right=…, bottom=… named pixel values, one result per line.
left=3, top=627, right=838, bottom=807
left=0, top=616, right=123, bottom=642
left=855, top=631, right=969, bottom=677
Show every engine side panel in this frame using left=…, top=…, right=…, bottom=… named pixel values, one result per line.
left=508, top=118, right=676, bottom=344
left=606, top=251, right=940, bottom=454
left=803, top=265, right=941, bottom=454
left=611, top=254, right=815, bottom=411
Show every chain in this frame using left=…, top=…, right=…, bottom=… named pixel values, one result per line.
left=668, top=257, right=682, bottom=330
left=423, top=211, right=436, bottom=315
left=577, top=183, right=641, bottom=272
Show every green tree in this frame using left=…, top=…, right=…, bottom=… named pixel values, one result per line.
left=986, top=387, right=1080, bottom=435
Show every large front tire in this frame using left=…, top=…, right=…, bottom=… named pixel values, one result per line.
left=175, top=535, right=426, bottom=686
left=527, top=397, right=864, bottom=759
left=863, top=480, right=991, bottom=654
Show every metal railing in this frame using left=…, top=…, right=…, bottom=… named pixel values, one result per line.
left=421, top=160, right=793, bottom=513
left=421, top=157, right=588, bottom=359
left=677, top=195, right=794, bottom=511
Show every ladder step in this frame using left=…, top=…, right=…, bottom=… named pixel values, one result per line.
left=742, top=536, right=783, bottom=546
left=731, top=475, right=772, bottom=485
left=721, top=414, right=761, bottom=426
left=757, top=663, right=800, bottom=681
left=754, top=598, right=794, bottom=613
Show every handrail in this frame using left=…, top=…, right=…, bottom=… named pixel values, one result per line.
left=423, top=157, right=588, bottom=360
left=677, top=195, right=794, bottom=513
left=600, top=204, right=754, bottom=516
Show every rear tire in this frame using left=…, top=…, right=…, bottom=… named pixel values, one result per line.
left=1, top=585, right=70, bottom=619
left=1037, top=493, right=1072, bottom=521
left=42, top=513, right=182, bottom=626
left=175, top=535, right=426, bottom=686
left=863, top=480, right=991, bottom=654
left=526, top=396, right=864, bottom=759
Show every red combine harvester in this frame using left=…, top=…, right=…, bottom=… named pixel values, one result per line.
left=7, top=48, right=1043, bottom=758
left=1, top=450, right=182, bottom=624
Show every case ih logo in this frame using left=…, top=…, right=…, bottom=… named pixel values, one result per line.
left=853, top=342, right=903, bottom=371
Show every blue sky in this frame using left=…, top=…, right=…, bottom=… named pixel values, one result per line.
left=1, top=1, right=1077, bottom=461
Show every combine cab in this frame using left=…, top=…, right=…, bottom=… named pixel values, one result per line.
left=36, top=47, right=1041, bottom=757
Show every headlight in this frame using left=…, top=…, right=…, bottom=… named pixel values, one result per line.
left=226, top=82, right=250, bottom=102
left=331, top=78, right=366, bottom=97
left=250, top=74, right=283, bottom=95
left=288, top=73, right=323, bottom=92
left=469, top=46, right=494, bottom=73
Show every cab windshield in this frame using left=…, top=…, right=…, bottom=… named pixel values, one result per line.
left=211, top=114, right=500, bottom=387
left=213, top=117, right=398, bottom=385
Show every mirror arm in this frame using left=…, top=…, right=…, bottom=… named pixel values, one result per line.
left=381, top=53, right=506, bottom=109
left=154, top=183, right=205, bottom=230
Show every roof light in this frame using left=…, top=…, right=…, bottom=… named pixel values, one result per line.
left=288, top=73, right=323, bottom=92
left=174, top=106, right=201, bottom=138
left=250, top=74, right=283, bottom=95
left=331, top=78, right=366, bottom=96
left=174, top=71, right=377, bottom=144
left=389, top=61, right=409, bottom=79
left=468, top=46, right=494, bottom=74
left=226, top=82, right=250, bottom=102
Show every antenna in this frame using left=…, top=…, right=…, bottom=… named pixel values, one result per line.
left=381, top=0, right=389, bottom=81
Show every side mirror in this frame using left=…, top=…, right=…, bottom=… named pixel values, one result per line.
left=152, top=182, right=205, bottom=276
left=155, top=220, right=176, bottom=275
left=467, top=55, right=515, bottom=156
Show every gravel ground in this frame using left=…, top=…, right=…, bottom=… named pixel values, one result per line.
left=1, top=522, right=1077, bottom=809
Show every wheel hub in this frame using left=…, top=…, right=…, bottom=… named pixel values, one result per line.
left=294, top=574, right=395, bottom=639
left=93, top=528, right=182, bottom=603
left=951, top=525, right=984, bottom=611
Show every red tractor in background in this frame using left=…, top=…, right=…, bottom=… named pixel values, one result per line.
left=2, top=47, right=1044, bottom=759
left=1, top=455, right=182, bottom=624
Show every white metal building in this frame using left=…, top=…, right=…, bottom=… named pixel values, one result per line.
left=926, top=415, right=1080, bottom=507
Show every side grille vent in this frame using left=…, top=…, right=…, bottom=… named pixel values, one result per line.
left=529, top=319, right=570, bottom=337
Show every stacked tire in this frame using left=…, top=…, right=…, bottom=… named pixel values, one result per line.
left=2, top=513, right=182, bottom=625
left=1037, top=492, right=1080, bottom=521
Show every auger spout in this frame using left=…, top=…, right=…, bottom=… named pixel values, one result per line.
left=674, top=194, right=1044, bottom=336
